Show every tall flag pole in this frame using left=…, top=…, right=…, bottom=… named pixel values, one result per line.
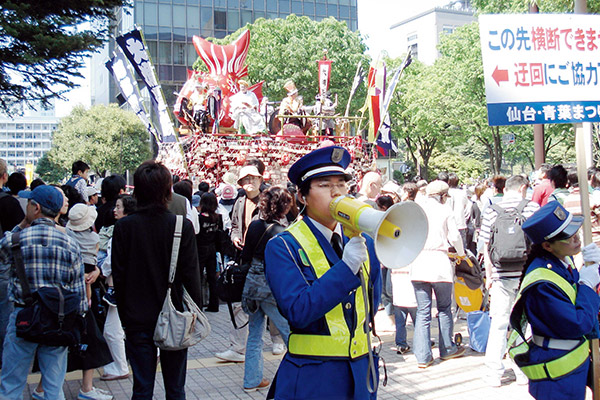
left=375, top=50, right=412, bottom=155
left=106, top=48, right=160, bottom=143
left=116, top=28, right=177, bottom=143
left=345, top=61, right=364, bottom=117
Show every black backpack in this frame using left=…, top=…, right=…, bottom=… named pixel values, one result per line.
left=488, top=199, right=530, bottom=274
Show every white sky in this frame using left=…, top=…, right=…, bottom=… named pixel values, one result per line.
left=55, top=0, right=451, bottom=117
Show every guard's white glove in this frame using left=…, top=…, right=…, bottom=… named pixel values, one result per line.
left=582, top=243, right=600, bottom=264
left=342, top=236, right=367, bottom=275
left=578, top=263, right=600, bottom=289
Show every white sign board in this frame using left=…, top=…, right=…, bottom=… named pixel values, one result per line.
left=480, top=14, right=600, bottom=126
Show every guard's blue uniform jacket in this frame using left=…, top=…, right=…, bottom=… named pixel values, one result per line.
left=264, top=217, right=382, bottom=400
left=520, top=254, right=600, bottom=400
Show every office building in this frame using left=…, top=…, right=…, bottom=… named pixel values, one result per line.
left=0, top=102, right=58, bottom=170
left=389, top=0, right=475, bottom=65
left=91, top=0, right=358, bottom=107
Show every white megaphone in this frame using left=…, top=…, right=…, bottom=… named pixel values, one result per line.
left=329, top=196, right=428, bottom=269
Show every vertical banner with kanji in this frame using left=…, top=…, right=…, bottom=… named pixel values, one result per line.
left=318, top=59, right=332, bottom=96
left=480, top=14, right=600, bottom=126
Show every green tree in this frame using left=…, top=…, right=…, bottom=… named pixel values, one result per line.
left=0, top=0, right=126, bottom=113
left=429, top=151, right=487, bottom=183
left=47, top=104, right=152, bottom=177
left=471, top=0, right=600, bottom=14
left=35, top=152, right=68, bottom=184
left=193, top=15, right=369, bottom=116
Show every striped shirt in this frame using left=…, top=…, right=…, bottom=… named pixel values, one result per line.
left=480, top=192, right=540, bottom=279
left=0, top=218, right=87, bottom=313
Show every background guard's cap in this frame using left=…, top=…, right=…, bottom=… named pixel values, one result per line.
left=522, top=200, right=583, bottom=245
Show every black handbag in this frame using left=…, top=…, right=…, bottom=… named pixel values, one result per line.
left=11, top=231, right=85, bottom=347
left=215, top=259, right=251, bottom=304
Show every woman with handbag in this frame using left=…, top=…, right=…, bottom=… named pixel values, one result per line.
left=241, top=186, right=292, bottom=392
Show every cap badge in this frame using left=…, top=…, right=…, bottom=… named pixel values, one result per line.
left=553, top=207, right=567, bottom=221
left=331, top=148, right=343, bottom=163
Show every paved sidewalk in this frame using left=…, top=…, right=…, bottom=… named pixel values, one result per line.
left=20, top=304, right=591, bottom=399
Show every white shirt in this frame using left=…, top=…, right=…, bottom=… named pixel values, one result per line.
left=306, top=216, right=343, bottom=244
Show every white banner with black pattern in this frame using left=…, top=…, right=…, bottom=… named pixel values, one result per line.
left=116, top=29, right=177, bottom=143
left=106, top=49, right=160, bottom=143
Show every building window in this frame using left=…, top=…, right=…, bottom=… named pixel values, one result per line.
left=241, top=10, right=252, bottom=26
left=214, top=9, right=227, bottom=30
left=146, top=41, right=158, bottom=60
left=291, top=1, right=302, bottom=13
left=279, top=0, right=290, bottom=13
left=214, top=0, right=226, bottom=6
left=159, top=4, right=172, bottom=26
left=144, top=3, right=158, bottom=25
left=159, top=65, right=172, bottom=81
left=407, top=32, right=418, bottom=42
left=327, top=4, right=337, bottom=16
left=409, top=43, right=418, bottom=60
left=214, top=30, right=227, bottom=38
left=187, top=7, right=200, bottom=29
left=174, top=43, right=186, bottom=65
left=442, top=25, right=455, bottom=34
left=316, top=3, right=326, bottom=15
left=304, top=1, right=314, bottom=14
left=266, top=0, right=276, bottom=11
left=201, top=0, right=212, bottom=5
left=159, top=42, right=172, bottom=64
left=187, top=44, right=197, bottom=66
left=173, top=6, right=186, bottom=28
left=241, top=0, right=252, bottom=9
left=254, top=0, right=265, bottom=10
left=228, top=10, right=240, bottom=30
left=135, top=2, right=144, bottom=25
left=201, top=7, right=213, bottom=35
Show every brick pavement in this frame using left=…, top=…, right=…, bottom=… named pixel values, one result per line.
left=20, top=304, right=593, bottom=399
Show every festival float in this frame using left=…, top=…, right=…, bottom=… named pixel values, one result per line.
left=109, top=28, right=399, bottom=187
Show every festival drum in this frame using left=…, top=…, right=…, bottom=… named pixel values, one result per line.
left=268, top=108, right=310, bottom=136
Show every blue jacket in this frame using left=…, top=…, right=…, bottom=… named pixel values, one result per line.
left=265, top=218, right=382, bottom=399
left=521, top=254, right=600, bottom=400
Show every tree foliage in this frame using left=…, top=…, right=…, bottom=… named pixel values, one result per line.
left=193, top=15, right=370, bottom=116
left=0, top=0, right=127, bottom=113
left=46, top=104, right=152, bottom=177
left=35, top=152, right=69, bottom=184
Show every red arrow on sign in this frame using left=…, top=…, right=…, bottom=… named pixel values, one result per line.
left=492, top=66, right=509, bottom=86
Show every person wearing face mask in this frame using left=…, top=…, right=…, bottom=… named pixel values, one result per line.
left=264, top=146, right=382, bottom=399
left=510, top=201, right=600, bottom=400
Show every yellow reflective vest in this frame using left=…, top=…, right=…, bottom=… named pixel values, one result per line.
left=286, top=220, right=370, bottom=359
left=509, top=265, right=589, bottom=381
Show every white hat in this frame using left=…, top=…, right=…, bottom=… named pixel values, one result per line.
left=237, top=166, right=262, bottom=185
left=84, top=186, right=98, bottom=201
left=66, top=204, right=98, bottom=232
left=426, top=180, right=449, bottom=196
left=381, top=181, right=401, bottom=195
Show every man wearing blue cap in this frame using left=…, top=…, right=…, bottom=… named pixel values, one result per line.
left=264, top=146, right=382, bottom=399
left=509, top=201, right=600, bottom=400
left=0, top=185, right=86, bottom=399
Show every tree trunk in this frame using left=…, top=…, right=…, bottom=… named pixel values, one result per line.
left=492, top=126, right=503, bottom=174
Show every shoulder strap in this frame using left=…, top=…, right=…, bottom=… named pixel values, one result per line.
left=168, top=215, right=183, bottom=284
left=10, top=231, right=33, bottom=304
left=257, top=223, right=277, bottom=249
left=516, top=199, right=529, bottom=215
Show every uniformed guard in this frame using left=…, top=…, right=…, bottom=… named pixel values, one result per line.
left=264, top=145, right=382, bottom=399
left=509, top=201, right=600, bottom=400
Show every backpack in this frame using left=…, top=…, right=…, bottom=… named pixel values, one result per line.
left=488, top=199, right=530, bottom=274
left=65, top=176, right=83, bottom=188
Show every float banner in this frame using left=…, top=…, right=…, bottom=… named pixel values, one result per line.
left=106, top=50, right=160, bottom=143
left=480, top=13, right=600, bottom=126
left=318, top=59, right=332, bottom=96
left=366, top=59, right=386, bottom=142
left=116, top=28, right=177, bottom=142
